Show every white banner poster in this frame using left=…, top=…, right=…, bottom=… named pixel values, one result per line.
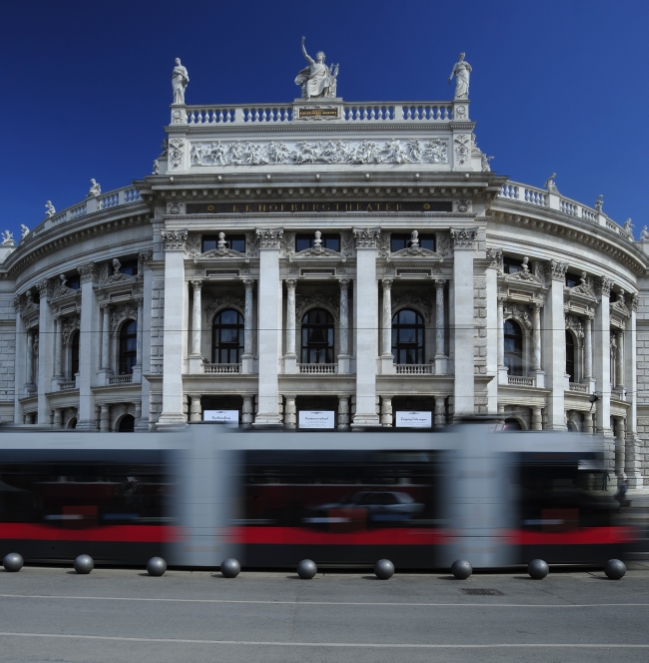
left=299, top=410, right=335, bottom=429
left=203, top=410, right=239, bottom=425
left=395, top=411, right=432, bottom=428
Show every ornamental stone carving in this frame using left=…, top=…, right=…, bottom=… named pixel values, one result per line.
left=294, top=36, right=339, bottom=100
left=110, top=304, right=138, bottom=335
left=486, top=248, right=503, bottom=274
left=78, top=262, right=96, bottom=284
left=189, top=138, right=449, bottom=167
left=256, top=228, right=284, bottom=250
left=391, top=294, right=433, bottom=322
left=454, top=135, right=471, bottom=165
left=546, top=260, right=568, bottom=281
left=435, top=232, right=453, bottom=258
left=565, top=314, right=584, bottom=339
left=597, top=276, right=612, bottom=298
left=503, top=303, right=532, bottom=331
left=205, top=294, right=244, bottom=321
left=296, top=293, right=340, bottom=323
left=61, top=316, right=81, bottom=346
left=171, top=58, right=189, bottom=105
left=610, top=289, right=629, bottom=318
left=169, top=138, right=185, bottom=169
left=568, top=271, right=596, bottom=298
left=448, top=52, right=472, bottom=100
left=455, top=200, right=472, bottom=213
left=631, top=292, right=639, bottom=312
left=161, top=229, right=188, bottom=251
left=450, top=228, right=476, bottom=249
left=353, top=227, right=381, bottom=249
left=36, top=279, right=50, bottom=299
left=138, top=251, right=152, bottom=274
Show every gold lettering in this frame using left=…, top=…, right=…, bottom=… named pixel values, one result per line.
left=322, top=203, right=330, bottom=211
left=258, top=204, right=266, bottom=212
left=396, top=203, right=403, bottom=211
left=312, top=204, right=319, bottom=212
left=385, top=203, right=391, bottom=211
left=366, top=204, right=373, bottom=211
left=269, top=204, right=278, bottom=212
left=232, top=204, right=239, bottom=212
left=357, top=203, right=362, bottom=211
left=345, top=203, right=354, bottom=211
left=245, top=204, right=252, bottom=212
left=280, top=204, right=286, bottom=212
left=291, top=204, right=299, bottom=212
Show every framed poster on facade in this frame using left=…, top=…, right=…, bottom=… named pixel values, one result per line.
left=203, top=410, right=239, bottom=425
left=395, top=411, right=432, bottom=428
left=299, top=411, right=335, bottom=429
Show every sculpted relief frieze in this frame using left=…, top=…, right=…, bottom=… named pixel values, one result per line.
left=189, top=138, right=449, bottom=167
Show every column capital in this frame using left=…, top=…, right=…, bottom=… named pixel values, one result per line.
left=256, top=228, right=284, bottom=249
left=546, top=259, right=569, bottom=281
left=78, top=262, right=97, bottom=284
left=100, top=302, right=111, bottom=312
left=597, top=275, right=613, bottom=298
left=339, top=278, right=350, bottom=288
left=450, top=227, right=476, bottom=249
left=382, top=278, right=393, bottom=289
left=36, top=278, right=51, bottom=299
left=434, top=278, right=447, bottom=288
left=353, top=227, right=381, bottom=249
left=161, top=229, right=188, bottom=251
left=191, top=279, right=203, bottom=291
left=285, top=278, right=297, bottom=290
left=243, top=277, right=255, bottom=287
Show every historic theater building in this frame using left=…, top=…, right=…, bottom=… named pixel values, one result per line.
left=1, top=53, right=648, bottom=485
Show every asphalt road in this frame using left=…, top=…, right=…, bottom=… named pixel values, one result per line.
left=2, top=564, right=649, bottom=663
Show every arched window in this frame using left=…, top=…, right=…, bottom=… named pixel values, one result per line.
left=213, top=309, right=244, bottom=363
left=565, top=330, right=576, bottom=381
left=118, top=320, right=137, bottom=375
left=504, top=319, right=523, bottom=376
left=67, top=417, right=77, bottom=429
left=392, top=309, right=425, bottom=365
left=70, top=330, right=80, bottom=378
left=301, top=309, right=334, bottom=363
left=118, top=415, right=135, bottom=432
left=504, top=418, right=522, bottom=430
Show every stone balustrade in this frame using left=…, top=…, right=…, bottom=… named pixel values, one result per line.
left=507, top=375, right=534, bottom=387
left=395, top=364, right=433, bottom=374
left=298, top=363, right=337, bottom=374
left=59, top=381, right=76, bottom=391
left=569, top=382, right=589, bottom=393
left=182, top=100, right=460, bottom=127
left=498, top=181, right=633, bottom=240
left=108, top=375, right=133, bottom=385
left=204, top=363, right=241, bottom=374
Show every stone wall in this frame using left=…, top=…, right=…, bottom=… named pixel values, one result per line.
left=0, top=295, right=15, bottom=422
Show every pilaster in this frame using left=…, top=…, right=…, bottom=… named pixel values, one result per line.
left=76, top=262, right=99, bottom=429
left=36, top=279, right=53, bottom=425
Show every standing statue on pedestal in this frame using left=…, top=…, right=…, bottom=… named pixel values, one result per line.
left=295, top=37, right=339, bottom=99
left=88, top=178, right=101, bottom=198
left=172, top=58, right=189, bottom=105
left=448, top=52, right=472, bottom=100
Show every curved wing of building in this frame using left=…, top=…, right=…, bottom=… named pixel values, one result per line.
left=0, top=81, right=646, bottom=487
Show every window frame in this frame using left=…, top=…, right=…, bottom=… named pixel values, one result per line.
left=503, top=319, right=524, bottom=376
left=295, top=234, right=340, bottom=253
left=202, top=234, right=246, bottom=253
left=391, top=308, right=425, bottom=365
left=390, top=233, right=435, bottom=253
left=300, top=308, right=335, bottom=364
left=212, top=309, right=245, bottom=364
left=118, top=319, right=137, bottom=375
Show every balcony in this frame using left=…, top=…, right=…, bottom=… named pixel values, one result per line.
left=298, top=363, right=337, bottom=374
left=108, top=375, right=133, bottom=385
left=507, top=375, right=535, bottom=388
left=204, top=363, right=241, bottom=374
left=569, top=382, right=589, bottom=394
left=395, top=364, right=433, bottom=375
left=59, top=381, right=76, bottom=391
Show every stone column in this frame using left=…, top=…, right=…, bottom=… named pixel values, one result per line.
left=99, top=404, right=110, bottom=432
left=625, top=297, right=642, bottom=487
left=136, top=252, right=153, bottom=431
left=532, top=303, right=541, bottom=371
left=242, top=279, right=254, bottom=374
left=532, top=406, right=543, bottom=431
left=497, top=295, right=508, bottom=384
left=583, top=412, right=593, bottom=434
left=53, top=408, right=62, bottom=429
left=380, top=279, right=394, bottom=374
left=157, top=230, right=189, bottom=429
left=284, top=395, right=297, bottom=429
left=254, top=229, right=283, bottom=427
left=593, top=276, right=614, bottom=469
left=26, top=330, right=34, bottom=389
left=100, top=304, right=111, bottom=371
left=53, top=316, right=62, bottom=380
left=188, top=281, right=203, bottom=373
left=380, top=396, right=392, bottom=427
left=338, top=279, right=350, bottom=374
left=614, top=417, right=626, bottom=483
left=451, top=229, right=475, bottom=420
left=189, top=396, right=202, bottom=423
left=434, top=396, right=446, bottom=426
left=284, top=279, right=298, bottom=374
left=14, top=306, right=26, bottom=423
left=434, top=279, right=447, bottom=374
left=584, top=316, right=593, bottom=379
left=132, top=296, right=143, bottom=382
left=337, top=396, right=350, bottom=429
left=616, top=330, right=624, bottom=389
left=242, top=395, right=254, bottom=428
left=76, top=263, right=99, bottom=429
left=544, top=260, right=568, bottom=430
left=37, top=279, right=53, bottom=425
left=352, top=228, right=380, bottom=427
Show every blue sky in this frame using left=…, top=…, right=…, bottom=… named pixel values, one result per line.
left=1, top=0, right=648, bottom=242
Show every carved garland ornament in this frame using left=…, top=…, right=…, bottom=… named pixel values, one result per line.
left=169, top=138, right=185, bottom=169
left=353, top=227, right=381, bottom=249
left=450, top=228, right=476, bottom=249
left=161, top=229, right=188, bottom=251
left=256, top=228, right=284, bottom=249
left=546, top=260, right=569, bottom=281
left=454, top=134, right=471, bottom=165
left=503, top=303, right=532, bottom=331
left=189, top=138, right=449, bottom=167
left=565, top=314, right=584, bottom=340
left=110, top=304, right=138, bottom=335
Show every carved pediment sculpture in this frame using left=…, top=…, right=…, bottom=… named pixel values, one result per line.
left=99, top=258, right=137, bottom=286
left=504, top=257, right=542, bottom=285
left=565, top=313, right=585, bottom=339
left=389, top=230, right=442, bottom=261
left=568, top=271, right=596, bottom=299
left=610, top=289, right=629, bottom=318
left=503, top=302, right=532, bottom=331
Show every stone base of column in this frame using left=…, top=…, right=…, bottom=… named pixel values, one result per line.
left=188, top=355, right=204, bottom=374
left=75, top=419, right=98, bottom=431
left=434, top=355, right=448, bottom=375
left=498, top=366, right=509, bottom=385
left=532, top=370, right=546, bottom=389
left=134, top=418, right=150, bottom=432
left=156, top=412, right=187, bottom=430
left=51, top=377, right=63, bottom=392
left=253, top=413, right=283, bottom=428
left=625, top=433, right=644, bottom=488
left=96, top=368, right=113, bottom=387
left=599, top=429, right=616, bottom=475
left=351, top=412, right=381, bottom=428
left=337, top=354, right=350, bottom=375
left=241, top=354, right=254, bottom=374
left=380, top=355, right=395, bottom=375
left=284, top=354, right=298, bottom=374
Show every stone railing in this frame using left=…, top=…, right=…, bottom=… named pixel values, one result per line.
left=507, top=375, right=534, bottom=387
left=109, top=375, right=133, bottom=385
left=298, top=363, right=337, bottom=374
left=59, top=381, right=76, bottom=391
left=29, top=186, right=142, bottom=240
left=395, top=364, right=433, bottom=374
left=183, top=100, right=460, bottom=127
left=204, top=363, right=241, bottom=374
left=497, top=181, right=633, bottom=241
left=26, top=387, right=38, bottom=398
left=569, top=382, right=589, bottom=393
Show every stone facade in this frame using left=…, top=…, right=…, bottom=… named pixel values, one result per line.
left=1, top=90, right=648, bottom=486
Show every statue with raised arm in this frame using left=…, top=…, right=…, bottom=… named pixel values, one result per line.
left=448, top=52, right=472, bottom=100
left=45, top=201, right=55, bottom=218
left=20, top=224, right=29, bottom=240
left=544, top=173, right=557, bottom=192
left=172, top=58, right=189, bottom=105
left=595, top=195, right=604, bottom=212
left=295, top=37, right=339, bottom=99
left=641, top=225, right=649, bottom=240
left=88, top=178, right=101, bottom=197
left=1, top=230, right=14, bottom=246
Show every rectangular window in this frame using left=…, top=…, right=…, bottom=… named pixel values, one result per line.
left=565, top=272, right=580, bottom=288
left=295, top=234, right=340, bottom=252
left=119, top=259, right=138, bottom=276
left=202, top=235, right=246, bottom=253
left=67, top=275, right=81, bottom=290
left=503, top=256, right=523, bottom=275
left=390, top=233, right=435, bottom=252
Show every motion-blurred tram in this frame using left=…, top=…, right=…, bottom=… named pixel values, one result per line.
left=0, top=424, right=636, bottom=568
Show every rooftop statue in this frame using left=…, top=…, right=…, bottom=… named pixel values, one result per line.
left=1, top=230, right=14, bottom=246
left=20, top=224, right=29, bottom=240
left=172, top=58, right=189, bottom=105
left=595, top=194, right=604, bottom=212
left=449, top=52, right=472, bottom=100
left=544, top=173, right=557, bottom=192
left=642, top=225, right=649, bottom=240
left=295, top=36, right=339, bottom=99
left=88, top=178, right=101, bottom=197
left=45, top=201, right=56, bottom=218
